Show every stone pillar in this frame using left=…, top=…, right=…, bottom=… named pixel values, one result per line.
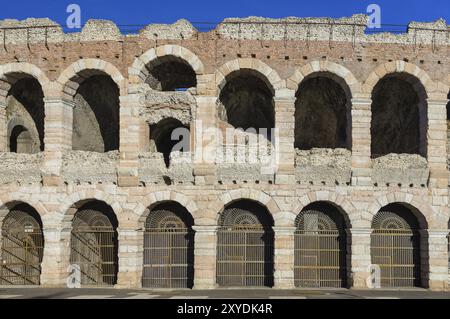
left=273, top=226, right=295, bottom=289
left=424, top=230, right=449, bottom=291
left=0, top=102, right=7, bottom=151
left=118, top=92, right=143, bottom=187
left=351, top=97, right=372, bottom=186
left=274, top=92, right=295, bottom=185
left=348, top=228, right=372, bottom=288
left=193, top=96, right=217, bottom=185
left=42, top=98, right=74, bottom=186
left=116, top=228, right=142, bottom=288
left=40, top=227, right=68, bottom=287
left=427, top=98, right=449, bottom=189
left=192, top=225, right=218, bottom=289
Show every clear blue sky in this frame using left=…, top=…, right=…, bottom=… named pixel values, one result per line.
left=0, top=0, right=448, bottom=32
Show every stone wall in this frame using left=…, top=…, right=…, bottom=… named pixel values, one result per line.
left=0, top=14, right=448, bottom=291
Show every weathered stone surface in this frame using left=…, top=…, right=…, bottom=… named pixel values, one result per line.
left=372, top=153, right=429, bottom=185
left=0, top=152, right=43, bottom=184
left=295, top=148, right=351, bottom=184
left=139, top=152, right=194, bottom=184
left=61, top=150, right=119, bottom=183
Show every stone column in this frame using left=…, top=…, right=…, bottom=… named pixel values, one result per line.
left=348, top=228, right=372, bottom=288
left=351, top=97, right=372, bottom=186
left=118, top=92, right=143, bottom=187
left=0, top=101, right=7, bottom=151
left=116, top=228, right=142, bottom=288
left=424, top=230, right=449, bottom=291
left=42, top=98, right=74, bottom=186
left=192, top=225, right=218, bottom=289
left=274, top=92, right=295, bottom=185
left=40, top=227, right=67, bottom=287
left=427, top=98, right=449, bottom=189
left=273, top=226, right=295, bottom=289
left=193, top=96, right=217, bottom=185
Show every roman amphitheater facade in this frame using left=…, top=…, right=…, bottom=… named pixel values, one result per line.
left=0, top=14, right=450, bottom=290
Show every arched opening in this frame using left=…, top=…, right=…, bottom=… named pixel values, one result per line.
left=150, top=118, right=190, bottom=167
left=371, top=203, right=423, bottom=287
left=72, top=74, right=120, bottom=152
left=371, top=74, right=427, bottom=158
left=70, top=201, right=118, bottom=286
left=217, top=199, right=274, bottom=287
left=5, top=76, right=45, bottom=153
left=145, top=56, right=197, bottom=91
left=218, top=71, right=275, bottom=142
left=142, top=202, right=194, bottom=288
left=9, top=125, right=32, bottom=153
left=0, top=203, right=44, bottom=285
left=295, top=73, right=351, bottom=150
left=294, top=202, right=348, bottom=288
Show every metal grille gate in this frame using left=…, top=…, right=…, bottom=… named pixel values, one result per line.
left=371, top=209, right=420, bottom=287
left=217, top=206, right=274, bottom=287
left=143, top=208, right=194, bottom=288
left=294, top=208, right=347, bottom=288
left=70, top=209, right=118, bottom=286
left=0, top=209, right=44, bottom=285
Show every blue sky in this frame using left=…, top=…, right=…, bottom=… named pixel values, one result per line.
left=0, top=0, right=448, bottom=32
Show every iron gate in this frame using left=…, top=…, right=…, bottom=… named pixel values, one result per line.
left=142, top=208, right=194, bottom=288
left=217, top=206, right=274, bottom=287
left=294, top=207, right=347, bottom=288
left=70, top=208, right=118, bottom=286
left=371, top=209, right=420, bottom=287
left=0, top=209, right=44, bottom=285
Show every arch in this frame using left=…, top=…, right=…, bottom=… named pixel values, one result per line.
left=371, top=203, right=425, bottom=288
left=216, top=189, right=281, bottom=225
left=129, top=45, right=205, bottom=85
left=69, top=200, right=119, bottom=286
left=0, top=202, right=44, bottom=285
left=293, top=191, right=355, bottom=228
left=287, top=60, right=360, bottom=98
left=142, top=201, right=194, bottom=289
left=134, top=191, right=199, bottom=224
left=293, top=68, right=353, bottom=150
left=216, top=199, right=274, bottom=287
left=294, top=201, right=349, bottom=288
left=60, top=190, right=123, bottom=224
left=0, top=198, right=48, bottom=221
left=362, top=61, right=437, bottom=96
left=368, top=193, right=432, bottom=229
left=0, top=62, right=51, bottom=104
left=215, top=58, right=283, bottom=95
left=56, top=58, right=127, bottom=100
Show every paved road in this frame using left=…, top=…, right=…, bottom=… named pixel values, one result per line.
left=0, top=287, right=450, bottom=299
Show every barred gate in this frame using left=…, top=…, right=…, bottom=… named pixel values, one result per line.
left=0, top=209, right=44, bottom=285
left=70, top=208, right=118, bottom=286
left=217, top=205, right=274, bottom=287
left=143, top=207, right=194, bottom=288
left=371, top=208, right=421, bottom=287
left=294, top=206, right=347, bottom=288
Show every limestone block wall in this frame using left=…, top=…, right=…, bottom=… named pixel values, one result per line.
left=0, top=14, right=449, bottom=291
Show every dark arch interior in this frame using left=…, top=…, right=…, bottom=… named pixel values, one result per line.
left=371, top=74, right=426, bottom=158
left=295, top=75, right=350, bottom=150
left=150, top=118, right=190, bottom=167
left=7, top=77, right=45, bottom=153
left=219, top=72, right=275, bottom=136
left=72, top=75, right=120, bottom=152
left=146, top=58, right=197, bottom=91
left=372, top=203, right=422, bottom=230
left=9, top=125, right=32, bottom=153
left=3, top=202, right=43, bottom=231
